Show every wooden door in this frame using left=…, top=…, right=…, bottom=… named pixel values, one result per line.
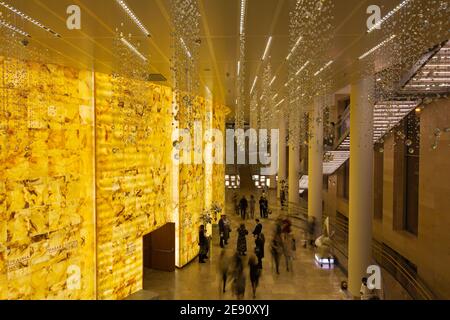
left=143, top=223, right=175, bottom=272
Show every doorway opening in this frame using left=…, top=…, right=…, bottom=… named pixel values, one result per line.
left=143, top=222, right=175, bottom=272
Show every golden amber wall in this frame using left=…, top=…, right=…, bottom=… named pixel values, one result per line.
left=94, top=73, right=173, bottom=299
left=212, top=103, right=227, bottom=212
left=0, top=57, right=96, bottom=299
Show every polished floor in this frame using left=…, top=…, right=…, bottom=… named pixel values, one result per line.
left=143, top=188, right=350, bottom=300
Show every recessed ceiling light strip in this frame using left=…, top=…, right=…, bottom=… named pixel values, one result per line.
left=275, top=99, right=285, bottom=108
left=367, top=0, right=412, bottom=33
left=295, top=60, right=310, bottom=76
left=240, top=0, right=246, bottom=35
left=286, top=35, right=302, bottom=60
left=358, top=34, right=396, bottom=60
left=120, top=37, right=147, bottom=62
left=115, top=0, right=150, bottom=37
left=0, top=19, right=30, bottom=37
left=237, top=60, right=241, bottom=76
left=250, top=76, right=258, bottom=94
left=269, top=76, right=276, bottom=86
left=180, top=37, right=192, bottom=59
left=314, top=60, right=333, bottom=76
left=0, top=1, right=60, bottom=37
left=261, top=36, right=273, bottom=60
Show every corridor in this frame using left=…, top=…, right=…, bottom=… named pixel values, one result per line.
left=143, top=189, right=347, bottom=300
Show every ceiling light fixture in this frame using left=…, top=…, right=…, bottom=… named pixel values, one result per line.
left=273, top=93, right=278, bottom=100
left=0, top=19, right=30, bottom=37
left=314, top=60, right=333, bottom=77
left=250, top=76, right=258, bottom=94
left=115, top=0, right=150, bottom=37
left=261, top=36, right=272, bottom=60
left=367, top=0, right=412, bottom=33
left=286, top=35, right=302, bottom=60
left=180, top=37, right=192, bottom=58
left=275, top=99, right=285, bottom=108
left=269, top=76, right=276, bottom=86
left=284, top=78, right=293, bottom=87
left=237, top=60, right=241, bottom=76
left=295, top=60, right=310, bottom=76
left=358, top=34, right=396, bottom=60
left=239, top=0, right=246, bottom=35
left=0, top=1, right=60, bottom=37
left=121, top=37, right=147, bottom=62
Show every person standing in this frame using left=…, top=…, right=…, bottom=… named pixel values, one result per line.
left=248, top=255, right=261, bottom=299
left=252, top=219, right=262, bottom=237
left=255, top=232, right=265, bottom=269
left=232, top=254, right=246, bottom=300
left=236, top=223, right=249, bottom=256
left=219, top=215, right=226, bottom=248
left=223, top=215, right=231, bottom=245
left=259, top=196, right=265, bottom=218
left=239, top=196, right=248, bottom=220
left=198, top=225, right=207, bottom=263
left=263, top=197, right=269, bottom=218
left=249, top=195, right=256, bottom=219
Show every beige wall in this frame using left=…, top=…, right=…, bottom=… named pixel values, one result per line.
left=324, top=98, right=450, bottom=299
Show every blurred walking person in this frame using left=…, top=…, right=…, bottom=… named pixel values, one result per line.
left=218, top=250, right=231, bottom=293
left=270, top=238, right=282, bottom=274
left=239, top=195, right=248, bottom=220
left=248, top=255, right=261, bottom=298
left=236, top=223, right=248, bottom=256
left=231, top=253, right=246, bottom=300
left=198, top=225, right=207, bottom=263
left=255, top=232, right=265, bottom=269
left=249, top=195, right=256, bottom=219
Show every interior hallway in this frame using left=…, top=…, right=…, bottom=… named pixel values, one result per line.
left=143, top=187, right=348, bottom=300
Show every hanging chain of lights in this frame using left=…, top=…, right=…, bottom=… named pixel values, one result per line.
left=235, top=0, right=246, bottom=151
left=171, top=0, right=201, bottom=129
left=287, top=0, right=334, bottom=149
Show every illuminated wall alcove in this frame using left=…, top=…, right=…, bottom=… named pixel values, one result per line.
left=0, top=56, right=228, bottom=300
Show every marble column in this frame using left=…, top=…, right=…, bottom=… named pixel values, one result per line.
left=348, top=76, right=374, bottom=297
left=288, top=143, right=300, bottom=205
left=308, top=99, right=323, bottom=237
left=277, top=117, right=287, bottom=198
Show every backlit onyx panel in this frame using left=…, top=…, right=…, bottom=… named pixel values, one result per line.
left=0, top=57, right=95, bottom=300
left=95, top=73, right=173, bottom=299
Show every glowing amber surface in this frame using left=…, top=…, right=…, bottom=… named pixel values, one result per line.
left=94, top=73, right=173, bottom=300
left=0, top=57, right=96, bottom=300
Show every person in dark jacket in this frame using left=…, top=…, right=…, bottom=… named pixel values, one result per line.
left=270, top=238, right=281, bottom=274
left=248, top=255, right=261, bottom=299
left=236, top=223, right=248, bottom=255
left=219, top=215, right=225, bottom=248
left=259, top=196, right=265, bottom=218
left=198, top=225, right=207, bottom=263
left=255, top=233, right=265, bottom=269
left=239, top=196, right=248, bottom=220
left=252, top=219, right=262, bottom=237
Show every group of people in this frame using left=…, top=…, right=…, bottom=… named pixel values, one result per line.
left=217, top=218, right=266, bottom=299
left=233, top=193, right=270, bottom=220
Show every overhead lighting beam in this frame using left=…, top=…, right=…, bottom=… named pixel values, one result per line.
left=0, top=1, right=60, bottom=37
left=115, top=0, right=150, bottom=37
left=286, top=35, right=302, bottom=60
left=121, top=37, right=148, bottom=62
left=237, top=60, right=241, bottom=76
left=295, top=60, right=310, bottom=76
left=180, top=37, right=192, bottom=59
left=367, top=0, right=412, bottom=33
left=359, top=34, right=396, bottom=60
left=239, top=0, right=246, bottom=35
left=275, top=99, right=285, bottom=108
left=269, top=76, right=276, bottom=86
left=261, top=36, right=272, bottom=61
left=314, top=60, right=333, bottom=77
left=0, top=19, right=30, bottom=37
left=250, top=76, right=258, bottom=94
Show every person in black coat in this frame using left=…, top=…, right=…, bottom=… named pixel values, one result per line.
left=255, top=233, right=265, bottom=269
left=252, top=219, right=262, bottom=237
left=219, top=215, right=225, bottom=248
left=239, top=196, right=248, bottom=220
left=259, top=196, right=265, bottom=218
left=198, top=225, right=207, bottom=263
